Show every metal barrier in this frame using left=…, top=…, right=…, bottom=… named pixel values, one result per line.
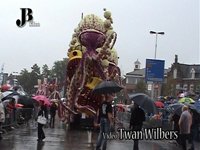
left=115, top=111, right=131, bottom=129
left=1, top=108, right=33, bottom=132
left=115, top=110, right=172, bottom=130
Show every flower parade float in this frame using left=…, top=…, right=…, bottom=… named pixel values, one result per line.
left=65, top=9, right=122, bottom=125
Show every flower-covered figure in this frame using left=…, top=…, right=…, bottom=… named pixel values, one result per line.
left=65, top=9, right=121, bottom=124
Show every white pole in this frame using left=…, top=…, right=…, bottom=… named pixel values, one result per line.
left=154, top=33, right=158, bottom=59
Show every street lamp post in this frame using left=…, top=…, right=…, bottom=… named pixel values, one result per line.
left=150, top=31, right=165, bottom=59
left=149, top=31, right=164, bottom=99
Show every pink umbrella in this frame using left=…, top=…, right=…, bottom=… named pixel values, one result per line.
left=32, top=95, right=51, bottom=106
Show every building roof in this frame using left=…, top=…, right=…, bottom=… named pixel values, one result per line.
left=134, top=59, right=141, bottom=64
left=177, top=63, right=200, bottom=78
left=126, top=68, right=145, bottom=76
left=125, top=68, right=169, bottom=77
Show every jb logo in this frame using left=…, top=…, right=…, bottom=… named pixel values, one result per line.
left=16, top=8, right=40, bottom=27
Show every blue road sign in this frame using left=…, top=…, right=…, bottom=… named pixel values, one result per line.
left=145, top=59, right=165, bottom=82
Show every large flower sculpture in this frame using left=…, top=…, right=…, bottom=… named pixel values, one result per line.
left=65, top=9, right=121, bottom=123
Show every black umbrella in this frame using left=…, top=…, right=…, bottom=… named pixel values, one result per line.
left=186, top=103, right=200, bottom=115
left=17, top=95, right=34, bottom=108
left=167, top=103, right=185, bottom=116
left=129, top=93, right=158, bottom=114
left=92, top=80, right=123, bottom=94
left=190, top=102, right=200, bottom=114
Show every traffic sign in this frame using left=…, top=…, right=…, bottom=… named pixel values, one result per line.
left=145, top=59, right=165, bottom=82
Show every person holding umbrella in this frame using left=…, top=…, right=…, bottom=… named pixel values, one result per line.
left=37, top=100, right=48, bottom=142
left=95, top=93, right=114, bottom=150
left=170, top=112, right=181, bottom=145
left=129, top=103, right=145, bottom=150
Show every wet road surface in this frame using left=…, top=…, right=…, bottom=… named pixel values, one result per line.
left=0, top=120, right=199, bottom=150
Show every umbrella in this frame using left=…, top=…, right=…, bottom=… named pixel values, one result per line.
left=15, top=103, right=24, bottom=108
left=167, top=103, right=185, bottom=115
left=194, top=101, right=200, bottom=113
left=178, top=97, right=195, bottom=104
left=1, top=84, right=11, bottom=92
left=92, top=80, right=123, bottom=94
left=1, top=90, right=20, bottom=101
left=17, top=95, right=35, bottom=108
left=2, top=99, right=10, bottom=106
left=129, top=93, right=158, bottom=114
left=186, top=103, right=200, bottom=114
left=32, top=95, right=51, bottom=106
left=154, top=101, right=164, bottom=108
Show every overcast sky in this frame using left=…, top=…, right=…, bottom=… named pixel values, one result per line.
left=0, top=0, right=199, bottom=75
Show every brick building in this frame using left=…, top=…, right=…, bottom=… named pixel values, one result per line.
left=166, top=55, right=200, bottom=96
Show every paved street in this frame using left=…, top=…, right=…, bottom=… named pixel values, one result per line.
left=0, top=120, right=199, bottom=150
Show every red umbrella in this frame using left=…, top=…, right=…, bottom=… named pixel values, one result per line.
left=154, top=101, right=164, bottom=108
left=15, top=103, right=24, bottom=108
left=32, top=95, right=51, bottom=106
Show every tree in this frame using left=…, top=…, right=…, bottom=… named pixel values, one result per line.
left=17, top=69, right=32, bottom=94
left=16, top=59, right=69, bottom=95
left=51, top=58, right=67, bottom=87
left=42, top=64, right=50, bottom=78
left=31, top=64, right=41, bottom=76
left=135, top=80, right=147, bottom=93
left=29, top=64, right=41, bottom=94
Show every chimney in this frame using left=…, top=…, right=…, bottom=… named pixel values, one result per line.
left=175, top=55, right=178, bottom=64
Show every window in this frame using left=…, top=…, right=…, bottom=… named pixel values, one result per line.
left=190, top=84, right=194, bottom=91
left=190, top=68, right=195, bottom=79
left=173, top=69, right=177, bottom=79
left=196, top=85, right=200, bottom=91
left=176, top=84, right=180, bottom=89
left=126, top=77, right=136, bottom=84
left=135, top=78, right=138, bottom=84
left=183, top=84, right=188, bottom=91
left=126, top=78, right=129, bottom=84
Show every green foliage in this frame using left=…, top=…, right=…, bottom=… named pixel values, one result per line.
left=31, top=64, right=41, bottom=75
left=17, top=69, right=33, bottom=94
left=42, top=64, right=50, bottom=78
left=51, top=58, right=67, bottom=86
left=135, top=80, right=147, bottom=93
left=17, top=58, right=68, bottom=95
